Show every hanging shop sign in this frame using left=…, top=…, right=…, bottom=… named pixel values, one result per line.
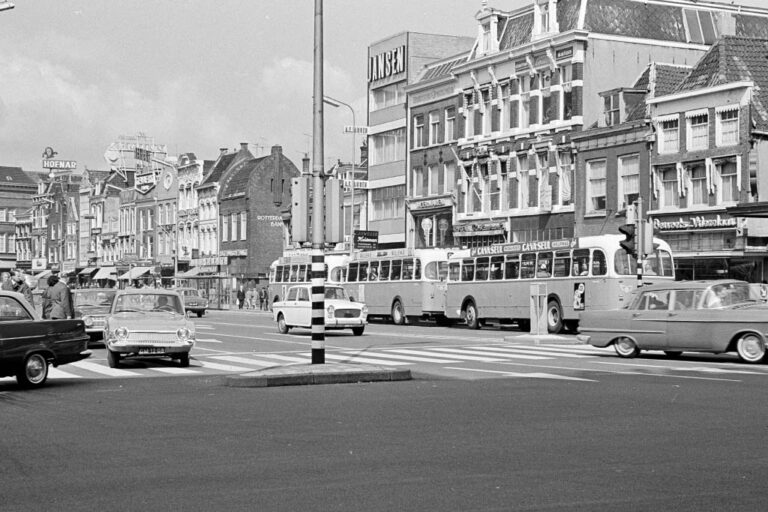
left=135, top=171, right=158, bottom=194
left=354, top=230, right=379, bottom=250
left=453, top=221, right=506, bottom=237
left=408, top=196, right=453, bottom=212
left=652, top=214, right=737, bottom=232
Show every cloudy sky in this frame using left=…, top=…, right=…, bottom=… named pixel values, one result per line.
left=1, top=0, right=767, bottom=174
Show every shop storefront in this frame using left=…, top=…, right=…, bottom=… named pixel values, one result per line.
left=179, top=256, right=232, bottom=309
left=407, top=195, right=455, bottom=248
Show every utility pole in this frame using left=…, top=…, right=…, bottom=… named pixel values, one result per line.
left=310, top=0, right=326, bottom=364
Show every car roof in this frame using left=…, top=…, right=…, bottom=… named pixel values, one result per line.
left=74, top=288, right=115, bottom=292
left=636, top=279, right=747, bottom=291
left=115, top=288, right=181, bottom=296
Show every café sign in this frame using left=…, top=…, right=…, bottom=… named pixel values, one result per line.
left=653, top=214, right=737, bottom=232
left=135, top=171, right=158, bottom=194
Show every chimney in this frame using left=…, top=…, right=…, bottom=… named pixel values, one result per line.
left=240, top=142, right=249, bottom=151
left=302, top=154, right=310, bottom=174
left=271, top=145, right=282, bottom=156
left=219, top=147, right=228, bottom=155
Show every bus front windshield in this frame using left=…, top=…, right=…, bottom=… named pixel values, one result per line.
left=614, top=248, right=674, bottom=277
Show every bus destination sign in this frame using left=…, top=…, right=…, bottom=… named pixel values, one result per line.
left=470, top=238, right=578, bottom=257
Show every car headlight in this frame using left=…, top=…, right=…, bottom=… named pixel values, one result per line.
left=176, top=327, right=192, bottom=342
left=115, top=326, right=129, bottom=341
left=82, top=315, right=93, bottom=327
left=326, top=305, right=335, bottom=318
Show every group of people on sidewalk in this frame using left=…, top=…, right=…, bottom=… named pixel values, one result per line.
left=1, top=271, right=75, bottom=319
left=236, top=285, right=269, bottom=310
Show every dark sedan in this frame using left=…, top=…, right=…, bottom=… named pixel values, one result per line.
left=0, top=290, right=91, bottom=388
left=578, top=280, right=768, bottom=363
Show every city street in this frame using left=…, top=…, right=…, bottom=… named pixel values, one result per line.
left=2, top=344, right=768, bottom=511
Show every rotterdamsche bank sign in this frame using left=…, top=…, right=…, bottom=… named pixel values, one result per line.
left=653, top=214, right=737, bottom=232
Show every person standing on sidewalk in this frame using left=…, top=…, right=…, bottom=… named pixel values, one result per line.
left=237, top=285, right=245, bottom=310
left=259, top=286, right=267, bottom=310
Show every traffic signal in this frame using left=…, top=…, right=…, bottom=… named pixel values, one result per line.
left=619, top=223, right=636, bottom=257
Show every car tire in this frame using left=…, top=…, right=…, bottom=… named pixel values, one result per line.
left=352, top=326, right=365, bottom=336
left=196, top=311, right=204, bottom=318
left=16, top=353, right=48, bottom=388
left=391, top=300, right=405, bottom=326
left=178, top=353, right=190, bottom=367
left=614, top=337, right=639, bottom=358
left=464, top=301, right=480, bottom=330
left=546, top=299, right=564, bottom=334
left=736, top=333, right=766, bottom=363
left=107, top=349, right=120, bottom=368
left=277, top=314, right=289, bottom=334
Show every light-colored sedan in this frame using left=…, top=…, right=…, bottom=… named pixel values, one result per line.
left=273, top=285, right=368, bottom=336
left=103, top=289, right=195, bottom=368
left=577, top=280, right=768, bottom=363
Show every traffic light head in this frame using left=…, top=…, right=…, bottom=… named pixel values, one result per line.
left=619, top=223, right=636, bottom=257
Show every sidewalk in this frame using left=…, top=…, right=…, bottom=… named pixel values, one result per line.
left=225, top=362, right=412, bottom=388
left=503, top=333, right=584, bottom=345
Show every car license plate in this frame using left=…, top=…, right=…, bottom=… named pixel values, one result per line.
left=138, top=348, right=165, bottom=355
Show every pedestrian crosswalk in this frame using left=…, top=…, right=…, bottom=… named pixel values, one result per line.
left=3, top=342, right=767, bottom=383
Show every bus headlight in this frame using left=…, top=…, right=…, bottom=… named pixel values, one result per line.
left=326, top=305, right=335, bottom=318
left=115, top=327, right=129, bottom=341
left=82, top=315, right=93, bottom=327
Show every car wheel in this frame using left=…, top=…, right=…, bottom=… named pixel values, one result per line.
left=352, top=326, right=365, bottom=336
left=178, top=353, right=190, bottom=367
left=614, top=337, right=639, bottom=358
left=107, top=349, right=120, bottom=368
left=16, top=353, right=48, bottom=388
left=464, top=301, right=480, bottom=330
left=391, top=300, right=405, bottom=325
left=664, top=351, right=683, bottom=358
left=196, top=311, right=204, bottom=318
left=277, top=314, right=289, bottom=334
left=736, top=333, right=766, bottom=363
left=546, top=299, right=564, bottom=334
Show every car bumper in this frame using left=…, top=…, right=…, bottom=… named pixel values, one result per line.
left=325, top=318, right=367, bottom=329
left=106, top=339, right=194, bottom=355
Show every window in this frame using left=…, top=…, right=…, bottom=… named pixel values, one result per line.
left=0, top=209, right=6, bottom=222
left=687, top=112, right=709, bottom=151
left=428, top=165, right=442, bottom=196
left=412, top=167, right=426, bottom=198
left=429, top=111, right=440, bottom=145
left=689, top=164, right=707, bottom=206
left=618, top=154, right=639, bottom=210
left=603, top=93, right=620, bottom=126
left=661, top=167, right=679, bottom=207
left=445, top=161, right=457, bottom=194
left=559, top=64, right=573, bottom=120
left=718, top=160, right=738, bottom=203
left=240, top=211, right=247, bottom=240
left=445, top=107, right=456, bottom=141
left=556, top=151, right=573, bottom=207
left=717, top=108, right=739, bottom=146
left=371, top=185, right=406, bottom=221
left=413, top=115, right=424, bottom=149
left=586, top=159, right=607, bottom=212
left=660, top=118, right=679, bottom=153
left=221, top=214, right=228, bottom=241
left=370, top=82, right=406, bottom=111
left=370, top=128, right=406, bottom=165
left=482, top=89, right=492, bottom=135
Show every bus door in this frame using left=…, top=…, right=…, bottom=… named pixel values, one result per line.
left=422, top=259, right=448, bottom=315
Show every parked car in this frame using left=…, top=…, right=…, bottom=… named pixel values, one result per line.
left=0, top=290, right=91, bottom=388
left=103, top=289, right=195, bottom=368
left=176, top=287, right=208, bottom=317
left=577, top=280, right=768, bottom=363
left=73, top=288, right=117, bottom=342
left=273, top=285, right=368, bottom=336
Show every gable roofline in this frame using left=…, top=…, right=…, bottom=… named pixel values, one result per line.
left=647, top=80, right=753, bottom=105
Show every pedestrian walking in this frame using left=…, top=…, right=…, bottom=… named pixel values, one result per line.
left=12, top=274, right=34, bottom=307
left=237, top=285, right=245, bottom=310
left=246, top=288, right=255, bottom=309
left=42, top=274, right=74, bottom=319
left=1, top=272, right=14, bottom=291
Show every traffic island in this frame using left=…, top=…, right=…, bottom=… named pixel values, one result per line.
left=225, top=363, right=412, bottom=388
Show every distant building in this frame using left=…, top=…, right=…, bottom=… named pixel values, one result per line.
left=0, top=166, right=36, bottom=273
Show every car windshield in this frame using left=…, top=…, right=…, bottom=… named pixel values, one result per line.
left=74, top=290, right=116, bottom=307
left=324, top=287, right=349, bottom=300
left=113, top=294, right=184, bottom=314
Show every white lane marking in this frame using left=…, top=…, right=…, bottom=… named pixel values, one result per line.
left=197, top=360, right=255, bottom=373
left=426, top=347, right=546, bottom=361
left=494, top=361, right=742, bottom=382
left=195, top=338, right=222, bottom=343
left=70, top=361, right=141, bottom=377
left=339, top=351, right=462, bottom=364
left=383, top=348, right=493, bottom=362
left=444, top=367, right=598, bottom=382
left=150, top=367, right=202, bottom=375
left=594, top=360, right=765, bottom=375
left=212, top=355, right=289, bottom=367
left=48, top=367, right=83, bottom=379
left=195, top=325, right=215, bottom=330
left=324, top=354, right=411, bottom=366
left=470, top=346, right=590, bottom=358
left=256, top=354, right=311, bottom=364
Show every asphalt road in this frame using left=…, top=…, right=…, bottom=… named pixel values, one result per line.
left=3, top=367, right=768, bottom=511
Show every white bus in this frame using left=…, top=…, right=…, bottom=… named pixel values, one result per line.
left=267, top=251, right=350, bottom=307
left=444, top=234, right=675, bottom=333
left=342, top=248, right=461, bottom=324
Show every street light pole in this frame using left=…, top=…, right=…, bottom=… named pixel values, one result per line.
left=323, top=95, right=356, bottom=249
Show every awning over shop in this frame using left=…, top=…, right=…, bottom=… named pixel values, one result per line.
left=177, top=267, right=199, bottom=278
left=118, top=266, right=153, bottom=280
left=93, top=267, right=118, bottom=280
left=79, top=267, right=99, bottom=276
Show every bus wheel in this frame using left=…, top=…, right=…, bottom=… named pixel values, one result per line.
left=391, top=300, right=405, bottom=325
left=464, top=301, right=480, bottom=330
left=547, top=300, right=564, bottom=334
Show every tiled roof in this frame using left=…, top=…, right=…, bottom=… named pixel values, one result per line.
left=498, top=12, right=534, bottom=51
left=0, top=166, right=36, bottom=186
left=200, top=153, right=236, bottom=187
left=584, top=0, right=687, bottom=42
left=220, top=156, right=269, bottom=198
left=674, top=36, right=768, bottom=130
left=556, top=0, right=581, bottom=33
left=417, top=52, right=470, bottom=82
left=624, top=62, right=692, bottom=122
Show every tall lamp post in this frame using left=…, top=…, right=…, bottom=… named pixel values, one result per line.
left=323, top=95, right=357, bottom=249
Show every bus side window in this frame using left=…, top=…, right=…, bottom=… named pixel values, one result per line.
left=592, top=250, right=607, bottom=276
left=438, top=261, right=449, bottom=281
left=348, top=263, right=359, bottom=282
left=536, top=252, right=553, bottom=278
left=448, top=261, right=460, bottom=281
left=505, top=255, right=520, bottom=279
left=402, top=259, right=414, bottom=280
left=573, top=249, right=590, bottom=276
left=475, top=257, right=490, bottom=281
left=380, top=260, right=390, bottom=281
left=299, top=265, right=308, bottom=282
left=553, top=251, right=571, bottom=278
left=461, top=259, right=475, bottom=281
left=490, top=256, right=504, bottom=280
left=414, top=259, right=422, bottom=280
left=521, top=253, right=536, bottom=279
left=359, top=261, right=369, bottom=282
left=368, top=261, right=379, bottom=281
left=391, top=260, right=402, bottom=280
left=282, top=266, right=290, bottom=282
left=275, top=266, right=283, bottom=283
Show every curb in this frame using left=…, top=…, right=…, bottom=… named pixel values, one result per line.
left=225, top=363, right=412, bottom=388
left=503, top=334, right=584, bottom=345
